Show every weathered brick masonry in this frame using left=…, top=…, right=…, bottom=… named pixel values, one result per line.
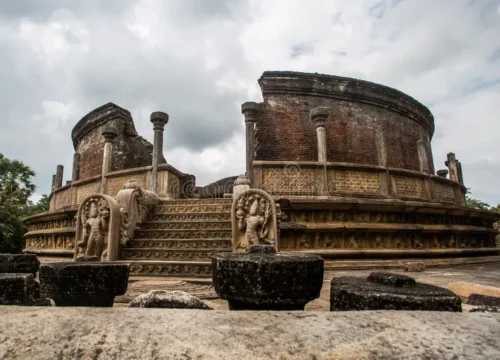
left=72, top=103, right=164, bottom=180
left=256, top=71, right=434, bottom=173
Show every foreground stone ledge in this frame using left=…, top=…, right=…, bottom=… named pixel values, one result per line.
left=0, top=307, right=499, bottom=359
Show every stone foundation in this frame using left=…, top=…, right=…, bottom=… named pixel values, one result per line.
left=0, top=307, right=499, bottom=359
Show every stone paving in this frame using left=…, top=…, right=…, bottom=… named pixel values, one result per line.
left=113, top=262, right=500, bottom=311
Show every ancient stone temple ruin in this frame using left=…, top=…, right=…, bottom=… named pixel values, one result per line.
left=23, top=71, right=499, bottom=276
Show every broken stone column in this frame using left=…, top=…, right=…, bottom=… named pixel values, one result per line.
left=457, top=160, right=464, bottom=185
left=55, top=165, right=64, bottom=189
left=39, top=262, right=130, bottom=306
left=310, top=106, right=329, bottom=163
left=212, top=245, right=323, bottom=310
left=0, top=254, right=41, bottom=305
left=100, top=126, right=118, bottom=194
left=330, top=272, right=462, bottom=312
left=51, top=174, right=56, bottom=192
left=445, top=153, right=459, bottom=182
left=150, top=111, right=169, bottom=194
left=241, top=102, right=259, bottom=185
left=71, top=153, right=80, bottom=182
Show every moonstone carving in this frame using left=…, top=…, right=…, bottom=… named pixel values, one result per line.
left=232, top=189, right=278, bottom=252
left=74, top=194, right=123, bottom=261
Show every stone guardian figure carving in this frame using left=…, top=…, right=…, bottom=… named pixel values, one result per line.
left=74, top=194, right=123, bottom=261
left=232, top=189, right=278, bottom=252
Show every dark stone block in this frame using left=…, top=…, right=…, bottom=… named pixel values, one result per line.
left=0, top=273, right=35, bottom=305
left=212, top=250, right=323, bottom=311
left=330, top=273, right=461, bottom=312
left=367, top=272, right=416, bottom=287
left=0, top=254, right=40, bottom=275
left=39, top=262, right=130, bottom=307
left=466, top=294, right=500, bottom=307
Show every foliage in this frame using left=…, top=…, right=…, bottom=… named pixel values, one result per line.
left=465, top=188, right=499, bottom=212
left=0, top=153, right=48, bottom=253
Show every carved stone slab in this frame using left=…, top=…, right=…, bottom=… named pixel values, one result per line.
left=74, top=194, right=124, bottom=261
left=231, top=189, right=278, bottom=252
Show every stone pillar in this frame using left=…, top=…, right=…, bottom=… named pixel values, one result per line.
left=457, top=161, right=464, bottom=185
left=55, top=165, right=64, bottom=189
left=71, top=153, right=80, bottom=182
left=51, top=175, right=56, bottom=192
left=233, top=175, right=251, bottom=200
left=445, top=153, right=459, bottom=182
left=100, top=126, right=118, bottom=194
left=310, top=107, right=329, bottom=163
left=241, top=102, right=259, bottom=185
left=417, top=140, right=430, bottom=174
left=150, top=111, right=169, bottom=194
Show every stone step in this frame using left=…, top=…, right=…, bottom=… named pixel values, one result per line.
left=158, top=199, right=232, bottom=206
left=150, top=212, right=231, bottom=222
left=127, top=260, right=212, bottom=277
left=139, top=221, right=231, bottom=231
left=122, top=248, right=230, bottom=262
left=127, top=239, right=232, bottom=250
left=153, top=204, right=232, bottom=214
left=134, top=230, right=232, bottom=240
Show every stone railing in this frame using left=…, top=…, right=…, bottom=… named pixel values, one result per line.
left=47, top=165, right=185, bottom=212
left=25, top=178, right=160, bottom=257
left=252, top=161, right=466, bottom=206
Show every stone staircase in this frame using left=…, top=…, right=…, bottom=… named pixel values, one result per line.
left=122, top=198, right=233, bottom=277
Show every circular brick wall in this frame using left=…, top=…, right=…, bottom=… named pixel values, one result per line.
left=256, top=71, right=435, bottom=173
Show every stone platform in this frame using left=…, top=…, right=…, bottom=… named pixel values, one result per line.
left=0, top=307, right=499, bottom=359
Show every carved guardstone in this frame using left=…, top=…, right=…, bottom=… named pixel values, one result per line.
left=74, top=194, right=126, bottom=261
left=232, top=189, right=278, bottom=252
left=330, top=272, right=462, bottom=312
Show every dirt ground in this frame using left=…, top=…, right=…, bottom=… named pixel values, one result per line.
left=113, top=262, right=500, bottom=311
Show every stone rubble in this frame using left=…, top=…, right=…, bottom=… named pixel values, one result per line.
left=129, top=290, right=212, bottom=309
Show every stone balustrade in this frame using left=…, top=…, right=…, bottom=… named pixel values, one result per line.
left=252, top=160, right=466, bottom=205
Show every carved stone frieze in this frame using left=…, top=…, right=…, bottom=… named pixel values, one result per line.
left=134, top=230, right=232, bottom=240
left=331, top=170, right=380, bottom=193
left=140, top=222, right=231, bottom=230
left=262, top=167, right=316, bottom=194
left=25, top=235, right=75, bottom=250
left=431, top=181, right=456, bottom=204
left=129, top=262, right=212, bottom=276
left=75, top=181, right=100, bottom=204
left=127, top=239, right=231, bottom=249
left=278, top=231, right=496, bottom=250
left=394, top=175, right=425, bottom=198
left=54, top=188, right=72, bottom=209
left=151, top=213, right=231, bottom=222
left=155, top=205, right=232, bottom=214
left=232, top=189, right=278, bottom=252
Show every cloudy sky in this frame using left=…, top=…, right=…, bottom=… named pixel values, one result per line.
left=0, top=0, right=499, bottom=205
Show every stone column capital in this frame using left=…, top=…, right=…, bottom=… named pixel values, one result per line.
left=151, top=112, right=169, bottom=131
left=310, top=106, right=329, bottom=128
left=241, top=102, right=259, bottom=123
left=102, top=126, right=118, bottom=143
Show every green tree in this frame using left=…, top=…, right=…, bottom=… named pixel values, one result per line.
left=465, top=188, right=491, bottom=210
left=0, top=153, right=37, bottom=253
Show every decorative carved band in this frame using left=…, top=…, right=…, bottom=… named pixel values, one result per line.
left=331, top=170, right=380, bottom=193
left=129, top=262, right=212, bottom=276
